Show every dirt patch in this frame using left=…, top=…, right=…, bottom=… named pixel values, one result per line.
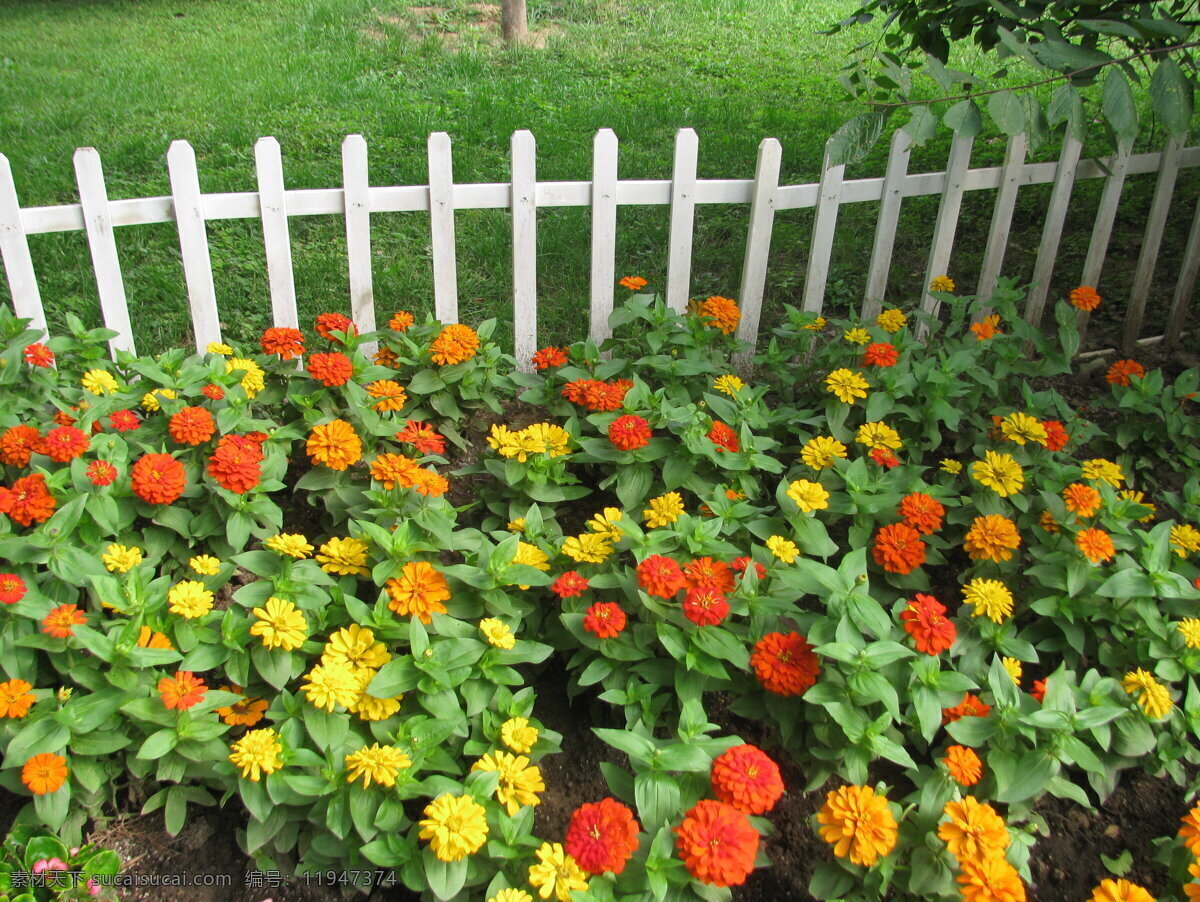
left=365, top=3, right=560, bottom=49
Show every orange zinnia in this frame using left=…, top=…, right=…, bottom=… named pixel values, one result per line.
left=370, top=453, right=420, bottom=490
left=429, top=324, right=480, bottom=366
left=395, top=420, right=446, bottom=455
left=24, top=343, right=55, bottom=367
left=21, top=753, right=68, bottom=795
left=971, top=315, right=1002, bottom=341
left=583, top=602, right=626, bottom=638
left=389, top=310, right=415, bottom=331
left=42, top=604, right=86, bottom=638
left=674, top=800, right=759, bottom=887
left=385, top=561, right=451, bottom=623
left=711, top=744, right=784, bottom=815
left=87, top=460, right=118, bottom=486
left=1087, top=879, right=1154, bottom=902
left=0, top=473, right=57, bottom=526
left=900, top=593, right=956, bottom=655
left=943, top=693, right=991, bottom=725
left=708, top=421, right=740, bottom=452
left=0, top=679, right=36, bottom=718
left=307, top=419, right=362, bottom=471
left=1062, top=483, right=1101, bottom=518
left=260, top=326, right=305, bottom=359
left=608, top=415, right=652, bottom=451
left=0, top=573, right=27, bottom=605
left=1106, top=359, right=1145, bottom=387
left=314, top=312, right=357, bottom=341
left=898, top=492, right=945, bottom=535
left=750, top=632, right=819, bottom=696
left=131, top=453, right=187, bottom=505
left=862, top=342, right=899, bottom=367
left=532, top=346, right=569, bottom=370
left=38, top=426, right=89, bottom=463
left=562, top=378, right=633, bottom=412
left=958, top=856, right=1026, bottom=902
left=0, top=425, right=41, bottom=467
left=158, top=671, right=208, bottom=710
left=306, top=352, right=354, bottom=387
left=636, top=555, right=687, bottom=599
left=963, top=514, right=1021, bottom=563
left=108, top=410, right=140, bottom=432
left=939, top=796, right=1010, bottom=863
left=619, top=276, right=648, bottom=291
left=942, top=745, right=982, bottom=786
left=1042, top=420, right=1069, bottom=451
left=216, top=686, right=269, bottom=727
left=817, top=784, right=899, bottom=867
left=1077, top=527, right=1116, bottom=563
left=366, top=379, right=407, bottom=412
left=410, top=468, right=449, bottom=497
left=1069, top=286, right=1102, bottom=311
left=683, top=557, right=735, bottom=593
left=1180, top=804, right=1200, bottom=854
left=207, top=436, right=263, bottom=494
left=168, top=406, right=216, bottom=446
left=697, top=296, right=741, bottom=335
left=565, top=798, right=640, bottom=875
left=872, top=522, right=926, bottom=574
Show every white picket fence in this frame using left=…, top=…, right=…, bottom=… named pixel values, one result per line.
left=1, top=127, right=1198, bottom=369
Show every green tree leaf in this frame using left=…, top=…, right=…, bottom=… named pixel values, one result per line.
left=1150, top=57, right=1193, bottom=141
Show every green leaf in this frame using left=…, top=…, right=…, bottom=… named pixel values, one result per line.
left=1150, top=57, right=1193, bottom=141
left=1102, top=70, right=1139, bottom=147
left=593, top=728, right=656, bottom=765
left=634, top=771, right=680, bottom=832
left=826, top=112, right=889, bottom=167
left=903, top=105, right=937, bottom=145
left=423, top=850, right=467, bottom=901
left=137, top=729, right=178, bottom=760
left=5, top=717, right=71, bottom=764
left=1047, top=84, right=1085, bottom=141
left=943, top=99, right=983, bottom=137
left=987, top=91, right=1025, bottom=137
left=993, top=751, right=1058, bottom=803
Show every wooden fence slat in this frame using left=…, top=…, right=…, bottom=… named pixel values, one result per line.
left=342, top=135, right=376, bottom=351
left=665, top=128, right=699, bottom=312
left=734, top=138, right=782, bottom=363
left=920, top=132, right=973, bottom=327
left=0, top=154, right=46, bottom=339
left=1024, top=133, right=1083, bottom=327
left=73, top=148, right=135, bottom=357
left=428, top=132, right=459, bottom=325
left=975, top=133, right=1027, bottom=304
left=1124, top=135, right=1185, bottom=353
left=511, top=130, right=538, bottom=371
left=1076, top=142, right=1131, bottom=345
left=862, top=129, right=911, bottom=319
left=1166, top=193, right=1200, bottom=346
left=254, top=137, right=299, bottom=331
left=589, top=129, right=619, bottom=346
left=167, top=140, right=221, bottom=353
left=803, top=140, right=846, bottom=313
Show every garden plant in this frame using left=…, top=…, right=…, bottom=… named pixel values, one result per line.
left=1, top=280, right=1200, bottom=901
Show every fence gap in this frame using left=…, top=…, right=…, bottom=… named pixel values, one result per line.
left=1166, top=194, right=1200, bottom=346
left=167, top=141, right=221, bottom=353
left=427, top=132, right=459, bottom=326
left=589, top=129, right=619, bottom=346
left=341, top=135, right=376, bottom=354
left=665, top=128, right=699, bottom=313
left=254, top=137, right=299, bottom=331
left=0, top=154, right=46, bottom=339
left=511, top=130, right=537, bottom=370
left=862, top=129, right=911, bottom=320
left=1024, top=133, right=1083, bottom=327
left=74, top=148, right=135, bottom=356
left=920, top=132, right=973, bottom=329
left=1076, top=141, right=1132, bottom=347
left=733, top=138, right=782, bottom=368
left=975, top=133, right=1028, bottom=306
left=803, top=138, right=846, bottom=314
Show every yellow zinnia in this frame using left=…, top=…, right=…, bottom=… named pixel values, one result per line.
left=766, top=536, right=799, bottom=564
left=265, top=533, right=314, bottom=559
left=825, top=369, right=869, bottom=405
left=561, top=533, right=615, bottom=564
left=102, top=543, right=143, bottom=574
left=344, top=743, right=411, bottom=789
left=249, top=597, right=308, bottom=652
left=961, top=578, right=1014, bottom=623
left=855, top=421, right=902, bottom=451
left=315, top=537, right=370, bottom=576
left=528, top=842, right=589, bottom=902
left=971, top=451, right=1024, bottom=498
left=787, top=480, right=829, bottom=514
left=419, top=794, right=489, bottom=862
left=643, top=492, right=685, bottom=528
left=81, top=369, right=119, bottom=395
left=480, top=618, right=516, bottom=649
left=801, top=435, right=848, bottom=471
left=1122, top=668, right=1173, bottom=720
left=167, top=580, right=214, bottom=619
left=229, top=728, right=283, bottom=781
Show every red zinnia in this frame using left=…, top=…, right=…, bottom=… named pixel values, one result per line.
left=731, top=556, right=767, bottom=581
left=52, top=410, right=76, bottom=428
left=38, top=426, right=89, bottom=463
left=0, top=425, right=41, bottom=467
left=24, top=343, right=54, bottom=367
left=207, top=435, right=263, bottom=494
left=708, top=421, right=740, bottom=453
left=683, top=586, right=729, bottom=626
left=306, top=352, right=354, bottom=387
left=1106, top=359, right=1145, bottom=387
left=872, top=522, right=926, bottom=574
left=314, top=312, right=357, bottom=342
left=1069, top=286, right=1102, bottom=311
left=260, top=327, right=305, bottom=360
left=636, top=555, right=687, bottom=599
left=1041, top=420, right=1069, bottom=452
left=0, top=473, right=57, bottom=526
left=942, top=693, right=992, bottom=725
left=862, top=342, right=899, bottom=367
left=898, top=492, right=945, bottom=535
left=684, top=557, right=736, bottom=593
left=608, top=415, right=652, bottom=451
left=551, top=571, right=589, bottom=599
left=42, top=603, right=86, bottom=638
left=201, top=384, right=225, bottom=401
left=562, top=379, right=632, bottom=412
left=395, top=420, right=446, bottom=455
left=711, top=744, right=784, bottom=815
left=870, top=447, right=900, bottom=468
left=158, top=671, right=207, bottom=710
left=107, top=410, right=140, bottom=432
left=583, top=602, right=626, bottom=639
left=674, top=800, right=759, bottom=887
left=750, top=632, right=819, bottom=696
left=565, top=798, right=640, bottom=875
left=168, top=406, right=216, bottom=446
left=900, top=593, right=956, bottom=655
left=0, top=574, right=26, bottom=605
left=532, top=346, right=569, bottom=370
left=131, top=454, right=187, bottom=505
left=1030, top=679, right=1047, bottom=703
left=86, top=461, right=118, bottom=487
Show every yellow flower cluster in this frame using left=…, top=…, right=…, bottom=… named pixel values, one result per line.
left=488, top=423, right=571, bottom=461
left=561, top=507, right=623, bottom=563
left=1122, top=668, right=1174, bottom=720
left=644, top=492, right=685, bottom=528
left=801, top=435, right=847, bottom=471
left=472, top=750, right=545, bottom=815
left=299, top=625, right=402, bottom=721
left=102, top=543, right=143, bottom=574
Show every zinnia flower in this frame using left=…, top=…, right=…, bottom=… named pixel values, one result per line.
left=1070, top=285, right=1101, bottom=311
left=562, top=533, right=615, bottom=564
left=609, top=415, right=651, bottom=451
left=900, top=593, right=956, bottom=655
left=42, top=604, right=86, bottom=638
left=583, top=602, right=626, bottom=638
left=366, top=379, right=407, bottom=412
left=1180, top=804, right=1200, bottom=855
left=963, top=514, right=1021, bottom=563
left=817, top=784, right=899, bottom=867
left=636, top=555, right=687, bottom=598
left=825, top=368, right=869, bottom=404
left=674, top=800, right=759, bottom=887
left=801, top=435, right=847, bottom=471
left=472, top=750, right=544, bottom=815
left=265, top=533, right=314, bottom=558
left=862, top=342, right=898, bottom=367
left=682, top=587, right=730, bottom=626
left=25, top=343, right=55, bottom=367
left=250, top=597, right=308, bottom=651
left=22, top=753, right=68, bottom=795
left=216, top=687, right=268, bottom=727
left=566, top=798, right=640, bottom=875
left=480, top=618, right=516, bottom=649
left=131, top=454, right=186, bottom=505
left=943, top=693, right=991, bottom=725
left=102, top=544, right=143, bottom=573
left=301, top=661, right=361, bottom=711
left=158, top=671, right=207, bottom=710
left=419, top=793, right=489, bottom=862
left=0, top=573, right=25, bottom=605
left=0, top=425, right=40, bottom=467
left=1063, top=483, right=1102, bottom=518
left=168, top=580, right=215, bottom=619
left=683, top=557, right=735, bottom=593
left=972, top=451, right=1024, bottom=497
left=711, top=744, right=784, bottom=815
left=708, top=421, right=740, bottom=452
left=697, top=296, right=740, bottom=334
left=385, top=561, right=451, bottom=623
left=322, top=624, right=390, bottom=672
left=713, top=374, right=745, bottom=395
left=971, top=314, right=1003, bottom=340
left=787, top=479, right=829, bottom=513
left=619, top=276, right=648, bottom=290
left=86, top=460, right=118, bottom=486
left=1077, top=527, right=1116, bottom=563
left=224, top=358, right=265, bottom=397
left=1171, top=524, right=1200, bottom=558
left=344, top=743, right=412, bottom=789
left=750, top=632, right=819, bottom=696
left=1042, top=419, right=1069, bottom=451
left=898, top=493, right=944, bottom=534
left=395, top=420, right=446, bottom=455
left=644, top=492, right=685, bottom=528
left=942, top=745, right=982, bottom=786
left=306, top=419, right=362, bottom=471
left=0, top=473, right=57, bottom=527
left=872, top=522, right=926, bottom=574
left=207, top=435, right=263, bottom=494
left=532, top=346, right=569, bottom=370
left=429, top=323, right=480, bottom=365
left=957, top=856, right=1026, bottom=901
left=168, top=406, right=216, bottom=446
left=0, top=679, right=36, bottom=718
left=501, top=717, right=538, bottom=754
left=877, top=309, right=906, bottom=332
left=939, top=796, right=1009, bottom=862
left=1177, top=618, right=1200, bottom=649
left=1087, top=879, right=1154, bottom=902
left=229, top=728, right=283, bottom=781
left=1082, top=458, right=1125, bottom=488
left=314, top=537, right=369, bottom=576
left=766, top=536, right=799, bottom=564
left=260, top=326, right=305, bottom=359
left=307, top=352, right=354, bottom=387
left=1106, top=359, right=1145, bottom=387
left=856, top=420, right=903, bottom=451
left=314, top=312, right=357, bottom=341
left=1122, top=668, right=1173, bottom=719
left=551, top=571, right=589, bottom=598
left=962, top=578, right=1014, bottom=623
left=39, top=426, right=90, bottom=463
left=930, top=274, right=955, bottom=292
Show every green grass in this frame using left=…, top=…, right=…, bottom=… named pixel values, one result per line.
left=0, top=0, right=1192, bottom=355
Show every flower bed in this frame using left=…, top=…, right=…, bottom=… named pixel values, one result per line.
left=1, top=279, right=1200, bottom=901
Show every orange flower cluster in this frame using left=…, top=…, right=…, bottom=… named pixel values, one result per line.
left=38, top=425, right=89, bottom=463
left=307, top=419, right=362, bottom=471
left=900, top=593, right=956, bottom=655
left=609, top=415, right=652, bottom=451
left=872, top=522, right=926, bottom=574
left=429, top=324, right=480, bottom=366
left=697, top=296, right=741, bottom=335
left=636, top=555, right=687, bottom=598
left=0, top=473, right=57, bottom=526
left=940, top=797, right=1024, bottom=900
left=314, top=312, right=357, bottom=342
left=389, top=310, right=415, bottom=331
left=169, top=406, right=216, bottom=446
left=943, top=745, right=983, bottom=786
left=711, top=744, right=784, bottom=815
left=395, top=420, right=446, bottom=455
left=307, top=352, right=354, bottom=387
left=1106, top=359, right=1145, bottom=387
left=971, top=315, right=1003, bottom=341
left=708, top=421, right=739, bottom=452
left=862, top=342, right=899, bottom=367
left=532, top=346, right=569, bottom=370
left=750, top=631, right=819, bottom=696
left=385, top=561, right=451, bottom=623
left=131, top=454, right=187, bottom=505
left=562, top=378, right=634, bottom=412
left=898, top=492, right=944, bottom=535
left=0, top=425, right=40, bottom=467
left=208, top=434, right=265, bottom=494
left=369, top=453, right=448, bottom=496
left=583, top=601, right=626, bottom=638
left=565, top=798, right=640, bottom=875
left=674, top=800, right=759, bottom=886
left=260, top=327, right=305, bottom=359
left=0, top=574, right=27, bottom=605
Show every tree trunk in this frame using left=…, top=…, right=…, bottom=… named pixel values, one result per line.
left=501, top=0, right=528, bottom=45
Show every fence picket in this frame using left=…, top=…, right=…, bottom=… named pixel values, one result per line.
left=666, top=128, right=699, bottom=312
left=862, top=129, right=911, bottom=319
left=342, top=135, right=376, bottom=351
left=0, top=154, right=46, bottom=339
left=920, top=133, right=973, bottom=327
left=975, top=133, right=1027, bottom=304
left=803, top=140, right=846, bottom=314
left=1166, top=194, right=1200, bottom=347
left=1076, top=142, right=1131, bottom=345
left=167, top=141, right=221, bottom=353
left=428, top=132, right=459, bottom=326
left=589, top=129, right=619, bottom=346
left=73, top=148, right=135, bottom=356
left=734, top=138, right=782, bottom=366
left=1024, top=134, right=1083, bottom=327
left=254, top=137, right=299, bottom=331
left=1124, top=135, right=1185, bottom=353
left=511, top=130, right=538, bottom=371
